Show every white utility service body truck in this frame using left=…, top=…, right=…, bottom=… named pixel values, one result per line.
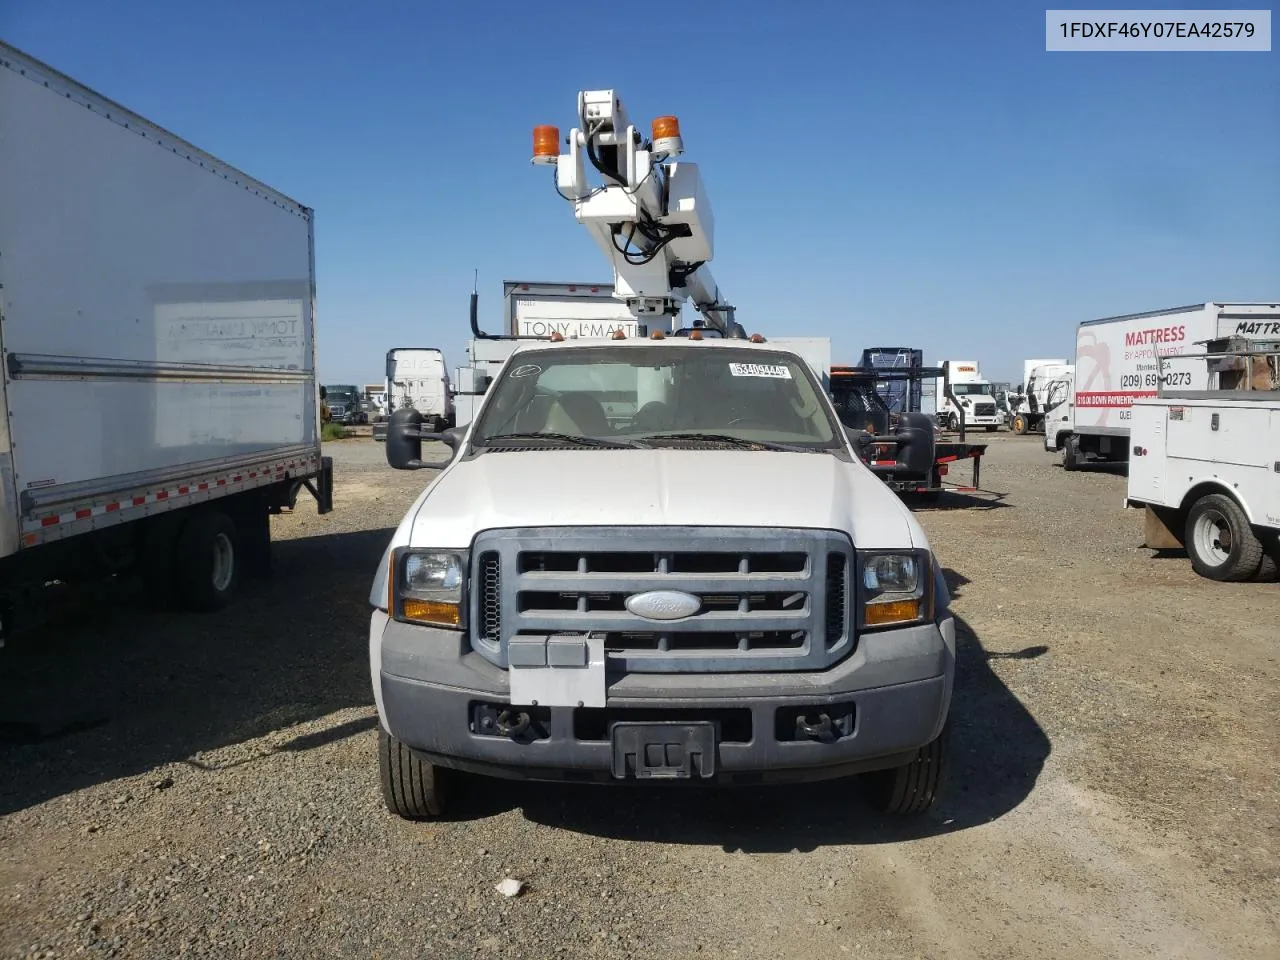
left=936, top=361, right=1001, bottom=432
left=370, top=89, right=954, bottom=819
left=1008, top=359, right=1072, bottom=435
left=372, top=348, right=454, bottom=440
left=1126, top=337, right=1280, bottom=582
left=0, top=40, right=332, bottom=632
left=1047, top=302, right=1280, bottom=469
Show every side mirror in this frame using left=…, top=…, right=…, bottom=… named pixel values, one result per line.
left=386, top=408, right=425, bottom=469
left=319, top=385, right=327, bottom=400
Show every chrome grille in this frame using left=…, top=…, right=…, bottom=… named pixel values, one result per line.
left=974, top=402, right=996, bottom=417
left=469, top=527, right=854, bottom=673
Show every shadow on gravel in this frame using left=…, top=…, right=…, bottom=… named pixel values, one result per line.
left=903, top=490, right=1010, bottom=512
left=1058, top=462, right=1128, bottom=477
left=479, top=567, right=1053, bottom=851
left=0, top=527, right=392, bottom=816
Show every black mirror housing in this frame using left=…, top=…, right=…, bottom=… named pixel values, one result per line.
left=386, top=408, right=424, bottom=469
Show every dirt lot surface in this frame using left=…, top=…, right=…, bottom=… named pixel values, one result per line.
left=2, top=433, right=1277, bottom=959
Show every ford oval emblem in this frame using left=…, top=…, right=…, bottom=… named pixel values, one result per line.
left=625, top=589, right=701, bottom=621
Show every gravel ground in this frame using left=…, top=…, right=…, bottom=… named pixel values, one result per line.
left=1, top=432, right=1277, bottom=959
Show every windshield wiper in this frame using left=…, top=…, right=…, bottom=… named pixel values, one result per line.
left=478, top=432, right=645, bottom=449
left=640, top=432, right=817, bottom=453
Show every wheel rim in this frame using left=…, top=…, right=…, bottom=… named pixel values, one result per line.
left=1193, top=509, right=1232, bottom=567
left=211, top=532, right=235, bottom=591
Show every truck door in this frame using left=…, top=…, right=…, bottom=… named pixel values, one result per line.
left=1127, top=403, right=1168, bottom=504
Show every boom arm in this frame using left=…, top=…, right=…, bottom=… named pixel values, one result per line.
left=532, top=90, right=745, bottom=337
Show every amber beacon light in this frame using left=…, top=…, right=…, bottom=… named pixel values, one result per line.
left=651, top=115, right=684, bottom=159
left=531, top=125, right=560, bottom=165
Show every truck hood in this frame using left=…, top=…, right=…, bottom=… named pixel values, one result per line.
left=405, top=448, right=925, bottom=550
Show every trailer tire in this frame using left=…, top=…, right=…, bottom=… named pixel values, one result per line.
left=175, top=511, right=239, bottom=611
left=1011, top=413, right=1029, bottom=435
left=863, top=723, right=948, bottom=815
left=380, top=727, right=451, bottom=819
left=1185, top=493, right=1264, bottom=582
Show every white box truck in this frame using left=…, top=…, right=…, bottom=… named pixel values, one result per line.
left=1046, top=302, right=1280, bottom=470
left=372, top=348, right=454, bottom=440
left=0, top=40, right=333, bottom=634
left=935, top=361, right=1001, bottom=432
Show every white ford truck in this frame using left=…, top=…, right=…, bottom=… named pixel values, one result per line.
left=368, top=334, right=956, bottom=818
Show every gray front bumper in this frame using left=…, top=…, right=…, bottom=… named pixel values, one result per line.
left=375, top=614, right=955, bottom=784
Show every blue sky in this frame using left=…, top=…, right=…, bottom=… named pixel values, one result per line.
left=2, top=0, right=1275, bottom=385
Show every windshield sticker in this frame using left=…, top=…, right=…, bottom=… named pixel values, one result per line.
left=729, top=362, right=792, bottom=379
left=510, top=363, right=542, bottom=379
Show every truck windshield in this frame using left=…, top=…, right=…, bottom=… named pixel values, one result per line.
left=472, top=345, right=842, bottom=450
left=950, top=383, right=991, bottom=396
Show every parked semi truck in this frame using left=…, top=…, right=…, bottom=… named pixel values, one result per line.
left=1126, top=335, right=1280, bottom=582
left=935, top=361, right=1001, bottom=432
left=0, top=40, right=333, bottom=636
left=1047, top=302, right=1280, bottom=470
left=372, top=89, right=954, bottom=819
left=372, top=348, right=454, bottom=440
left=323, top=384, right=369, bottom=425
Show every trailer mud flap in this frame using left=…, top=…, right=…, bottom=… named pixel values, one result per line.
left=303, top=456, right=335, bottom=515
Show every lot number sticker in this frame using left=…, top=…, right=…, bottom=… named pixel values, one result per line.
left=729, top=362, right=792, bottom=379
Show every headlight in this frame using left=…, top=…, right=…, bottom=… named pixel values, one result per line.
left=858, top=550, right=932, bottom=629
left=390, top=548, right=467, bottom=629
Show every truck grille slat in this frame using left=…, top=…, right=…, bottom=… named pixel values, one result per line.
left=470, top=528, right=855, bottom=674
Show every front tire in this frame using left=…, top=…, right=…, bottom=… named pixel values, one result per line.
left=863, top=725, right=948, bottom=815
left=1011, top=413, right=1029, bottom=434
left=380, top=727, right=451, bottom=819
left=1062, top=434, right=1083, bottom=471
left=1185, top=493, right=1264, bottom=582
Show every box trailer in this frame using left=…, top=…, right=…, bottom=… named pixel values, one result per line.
left=1047, top=302, right=1280, bottom=469
left=0, top=40, right=333, bottom=635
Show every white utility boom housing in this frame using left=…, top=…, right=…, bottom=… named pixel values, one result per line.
left=532, top=90, right=744, bottom=337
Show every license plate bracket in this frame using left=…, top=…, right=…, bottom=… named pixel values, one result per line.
left=609, top=721, right=717, bottom=780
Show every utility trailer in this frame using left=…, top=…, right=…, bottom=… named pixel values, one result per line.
left=830, top=361, right=986, bottom=499
left=1126, top=337, right=1280, bottom=582
left=0, top=40, right=333, bottom=637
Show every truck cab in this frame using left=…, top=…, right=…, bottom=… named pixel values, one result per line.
left=323, top=384, right=367, bottom=426
left=370, top=335, right=956, bottom=818
left=936, top=361, right=1001, bottom=432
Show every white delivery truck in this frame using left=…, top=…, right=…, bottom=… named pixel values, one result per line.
left=935, top=361, right=1001, bottom=432
left=1047, top=302, right=1280, bottom=470
left=0, top=40, right=333, bottom=635
left=372, top=348, right=454, bottom=439
left=1126, top=335, right=1280, bottom=582
left=1008, top=359, right=1071, bottom=435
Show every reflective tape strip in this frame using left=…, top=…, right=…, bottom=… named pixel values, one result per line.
left=20, top=455, right=319, bottom=542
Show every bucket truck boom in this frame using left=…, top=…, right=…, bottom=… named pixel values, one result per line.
left=532, top=90, right=745, bottom=337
